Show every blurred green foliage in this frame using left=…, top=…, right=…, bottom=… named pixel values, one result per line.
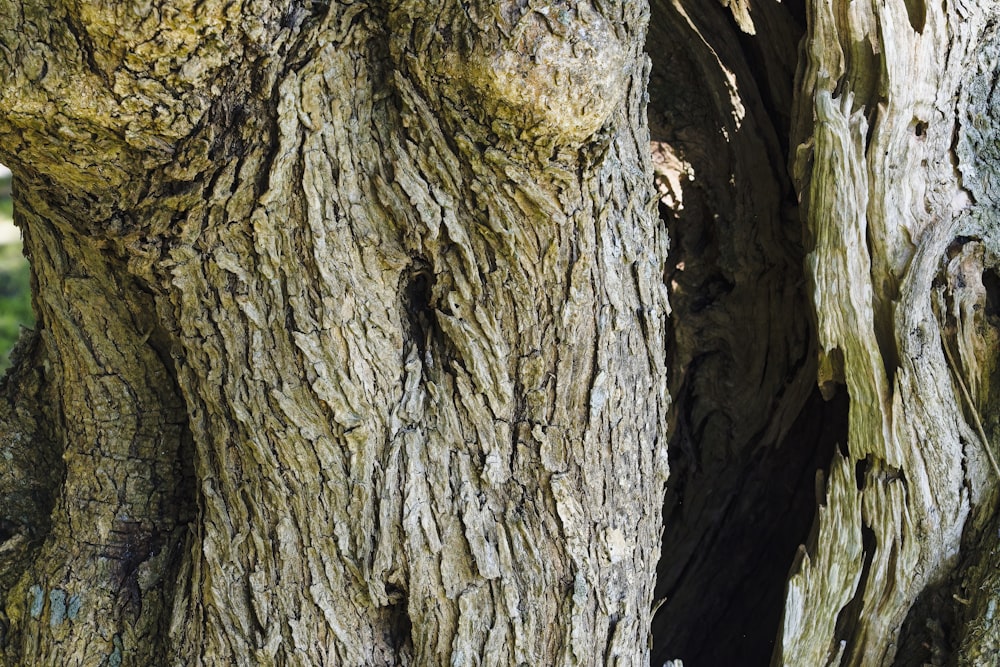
left=0, top=172, right=33, bottom=372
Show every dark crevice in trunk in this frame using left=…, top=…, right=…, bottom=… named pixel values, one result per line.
left=903, top=0, right=927, bottom=34
left=647, top=1, right=837, bottom=663
left=833, top=522, right=877, bottom=652
left=402, top=260, right=435, bottom=361
left=400, top=258, right=463, bottom=383
left=893, top=573, right=959, bottom=667
left=150, top=346, right=199, bottom=649
left=385, top=585, right=413, bottom=656
left=652, top=387, right=847, bottom=666
left=982, top=267, right=1000, bottom=319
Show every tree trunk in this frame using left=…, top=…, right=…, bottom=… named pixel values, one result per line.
left=644, top=0, right=1000, bottom=665
left=5, top=1, right=1000, bottom=666
left=0, top=2, right=668, bottom=665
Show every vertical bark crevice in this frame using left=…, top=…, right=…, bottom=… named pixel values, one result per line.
left=983, top=268, right=1000, bottom=320
left=647, top=0, right=820, bottom=663
left=904, top=0, right=927, bottom=34
left=653, top=386, right=846, bottom=665
left=832, top=522, right=877, bottom=651
left=402, top=260, right=437, bottom=364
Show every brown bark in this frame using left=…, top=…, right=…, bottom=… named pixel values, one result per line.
left=0, top=1, right=668, bottom=664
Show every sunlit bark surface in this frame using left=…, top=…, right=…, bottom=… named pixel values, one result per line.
left=0, top=2, right=669, bottom=664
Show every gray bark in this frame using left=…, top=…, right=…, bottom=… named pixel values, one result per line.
left=0, top=1, right=668, bottom=665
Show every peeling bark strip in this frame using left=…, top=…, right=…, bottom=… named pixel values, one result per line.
left=779, top=2, right=1000, bottom=665
left=0, top=1, right=668, bottom=665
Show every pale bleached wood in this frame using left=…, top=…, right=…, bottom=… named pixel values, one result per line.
left=778, top=2, right=1000, bottom=664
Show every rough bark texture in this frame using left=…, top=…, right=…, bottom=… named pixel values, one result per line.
left=5, top=1, right=1000, bottom=666
left=0, top=1, right=669, bottom=665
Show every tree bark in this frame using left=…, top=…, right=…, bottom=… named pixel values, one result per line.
left=6, top=1, right=1000, bottom=666
left=0, top=1, right=669, bottom=665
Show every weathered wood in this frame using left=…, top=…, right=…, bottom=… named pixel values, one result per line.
left=777, top=2, right=1000, bottom=664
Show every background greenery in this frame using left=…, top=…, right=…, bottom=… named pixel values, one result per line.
left=0, top=179, right=10, bottom=218
left=0, top=169, right=33, bottom=372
